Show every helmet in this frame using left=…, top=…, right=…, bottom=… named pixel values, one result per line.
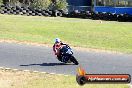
left=55, top=38, right=61, bottom=43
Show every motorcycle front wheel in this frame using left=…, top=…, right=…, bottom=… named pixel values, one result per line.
left=70, top=56, right=79, bottom=65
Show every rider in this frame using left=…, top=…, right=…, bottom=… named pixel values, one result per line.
left=53, top=38, right=67, bottom=61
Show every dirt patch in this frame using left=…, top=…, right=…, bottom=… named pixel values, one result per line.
left=0, top=69, right=44, bottom=88
left=0, top=68, right=66, bottom=88
left=0, top=69, right=32, bottom=88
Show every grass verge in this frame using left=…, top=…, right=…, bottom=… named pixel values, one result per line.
left=0, top=14, right=132, bottom=53
left=0, top=68, right=129, bottom=88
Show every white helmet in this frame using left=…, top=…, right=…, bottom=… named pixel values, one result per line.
left=55, top=38, right=61, bottom=43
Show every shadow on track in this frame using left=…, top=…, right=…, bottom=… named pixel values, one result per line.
left=20, top=62, right=74, bottom=67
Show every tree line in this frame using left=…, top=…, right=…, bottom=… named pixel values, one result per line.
left=0, top=0, right=68, bottom=10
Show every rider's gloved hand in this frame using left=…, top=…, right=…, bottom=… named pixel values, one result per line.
left=55, top=52, right=59, bottom=55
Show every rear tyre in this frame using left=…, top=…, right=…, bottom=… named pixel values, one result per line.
left=71, top=56, right=79, bottom=65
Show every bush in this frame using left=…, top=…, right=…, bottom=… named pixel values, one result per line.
left=10, top=0, right=19, bottom=5
left=55, top=0, right=68, bottom=11
left=0, top=0, right=3, bottom=6
left=30, top=0, right=52, bottom=9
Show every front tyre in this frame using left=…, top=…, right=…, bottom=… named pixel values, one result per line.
left=71, top=56, right=79, bottom=65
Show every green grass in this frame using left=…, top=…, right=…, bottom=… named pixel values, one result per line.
left=0, top=14, right=132, bottom=53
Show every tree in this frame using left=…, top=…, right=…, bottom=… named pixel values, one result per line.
left=30, top=0, right=52, bottom=9
left=128, top=1, right=132, bottom=7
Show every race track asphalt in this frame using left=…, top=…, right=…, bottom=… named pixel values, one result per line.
left=0, top=42, right=132, bottom=76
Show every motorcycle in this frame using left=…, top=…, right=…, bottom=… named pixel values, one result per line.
left=58, top=45, right=79, bottom=65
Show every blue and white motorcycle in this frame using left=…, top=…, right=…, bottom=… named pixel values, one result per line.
left=59, top=45, right=79, bottom=65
